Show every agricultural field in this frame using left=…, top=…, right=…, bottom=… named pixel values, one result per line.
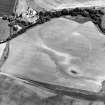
left=0, top=0, right=17, bottom=16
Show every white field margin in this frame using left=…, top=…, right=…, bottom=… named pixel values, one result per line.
left=0, top=17, right=8, bottom=57
left=0, top=43, right=7, bottom=59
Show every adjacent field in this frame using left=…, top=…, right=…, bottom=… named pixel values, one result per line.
left=0, top=0, right=17, bottom=16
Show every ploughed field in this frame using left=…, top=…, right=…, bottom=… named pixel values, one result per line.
left=0, top=0, right=17, bottom=16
